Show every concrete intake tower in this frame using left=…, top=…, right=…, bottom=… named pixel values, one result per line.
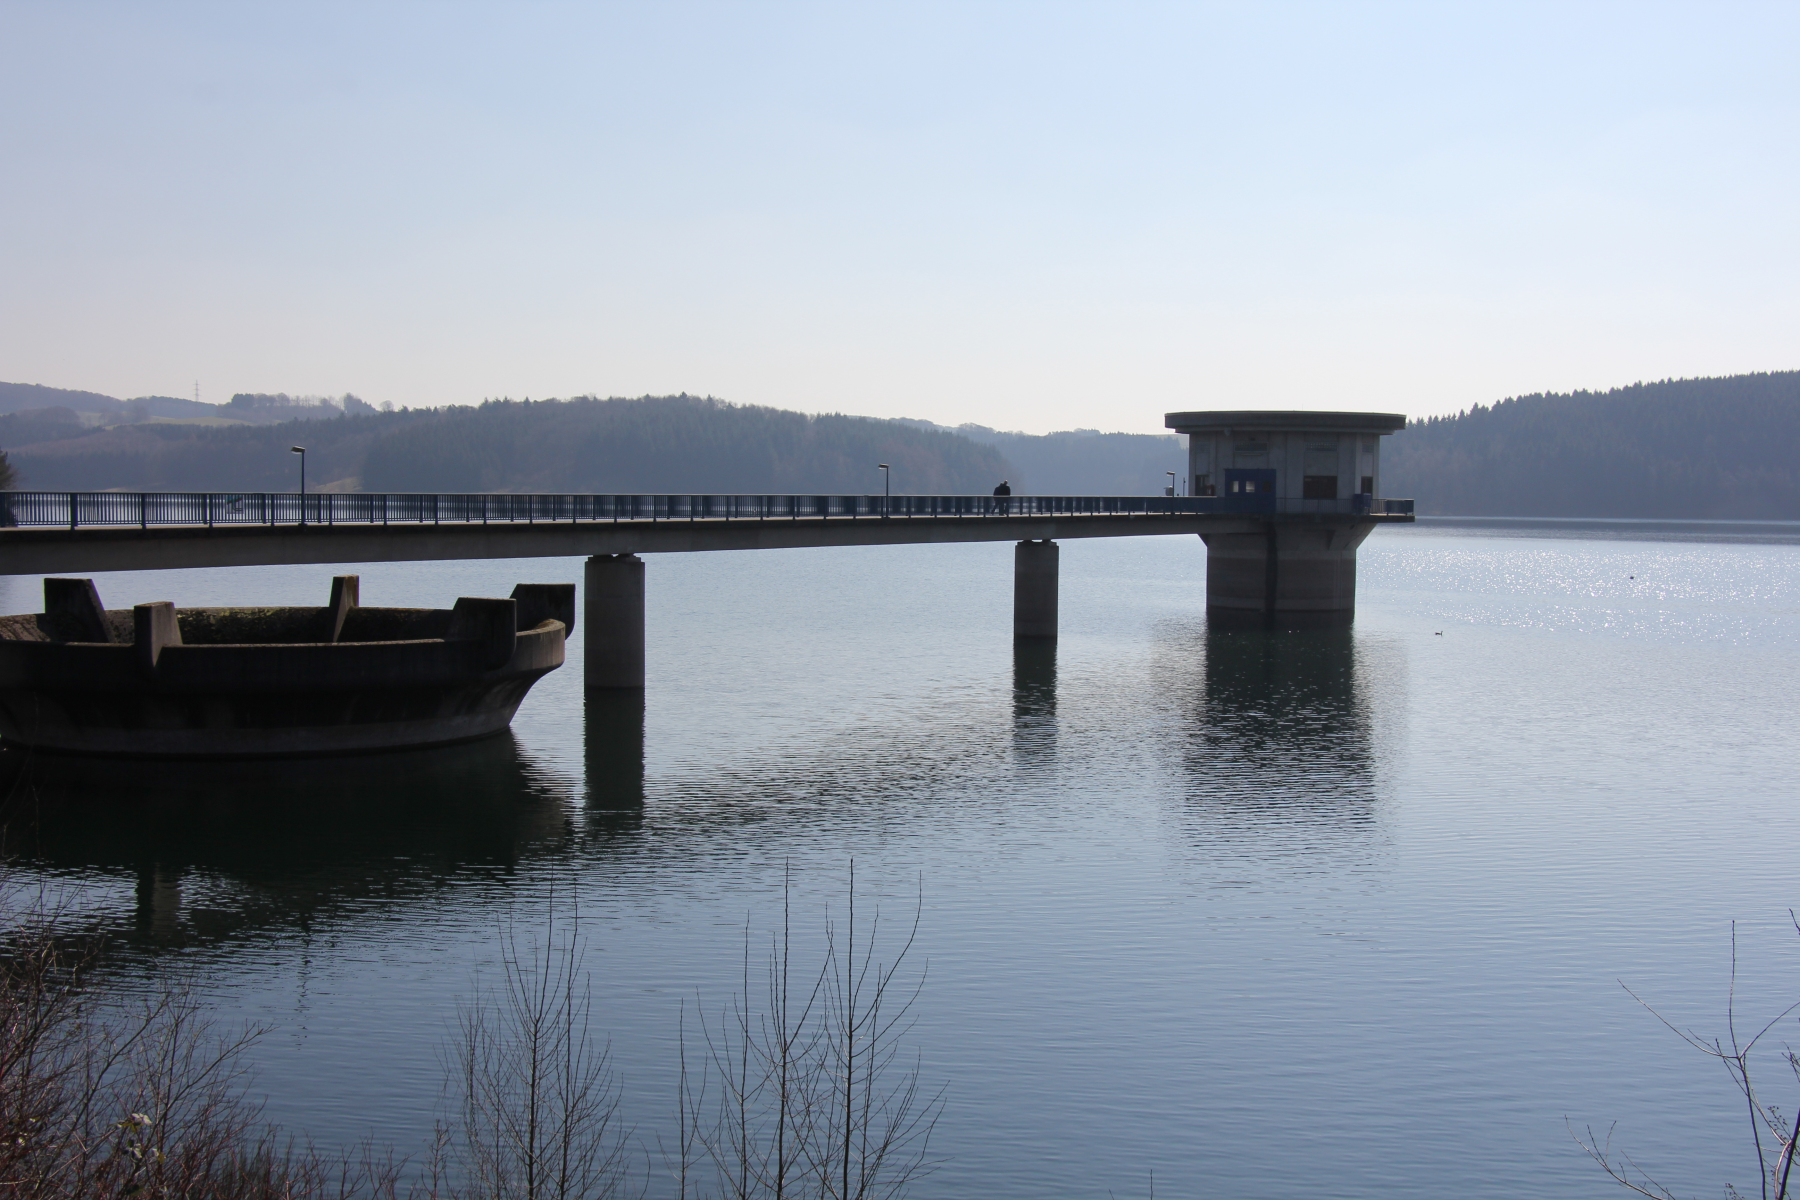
left=1164, top=409, right=1409, bottom=621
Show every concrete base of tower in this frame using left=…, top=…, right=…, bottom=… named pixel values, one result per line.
left=1200, top=519, right=1376, bottom=621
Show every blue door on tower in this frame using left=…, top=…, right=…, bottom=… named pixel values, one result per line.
left=1223, top=468, right=1277, bottom=513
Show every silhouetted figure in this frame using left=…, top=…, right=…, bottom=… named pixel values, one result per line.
left=993, top=481, right=1011, bottom=496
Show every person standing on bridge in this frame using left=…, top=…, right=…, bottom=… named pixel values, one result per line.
left=993, top=479, right=1011, bottom=515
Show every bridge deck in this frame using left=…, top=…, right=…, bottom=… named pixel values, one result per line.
left=0, top=492, right=1414, bottom=574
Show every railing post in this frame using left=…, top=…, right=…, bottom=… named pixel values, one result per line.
left=69, top=493, right=76, bottom=530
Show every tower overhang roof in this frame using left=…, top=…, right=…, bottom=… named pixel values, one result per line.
left=1164, top=410, right=1407, bottom=436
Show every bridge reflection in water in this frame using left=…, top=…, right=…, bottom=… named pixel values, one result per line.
left=0, top=616, right=1399, bottom=952
left=0, top=718, right=641, bottom=951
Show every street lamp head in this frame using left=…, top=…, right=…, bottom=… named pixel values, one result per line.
left=878, top=463, right=889, bottom=469
left=291, top=446, right=306, bottom=454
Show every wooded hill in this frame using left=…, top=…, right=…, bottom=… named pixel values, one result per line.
left=358, top=396, right=1007, bottom=494
left=12, top=372, right=1798, bottom=514
left=0, top=394, right=1016, bottom=495
left=893, top=419, right=1184, bottom=495
left=1382, top=371, right=1800, bottom=518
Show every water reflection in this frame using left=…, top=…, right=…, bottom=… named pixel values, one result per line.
left=584, top=689, right=647, bottom=811
left=1188, top=623, right=1375, bottom=799
left=1147, top=619, right=1399, bottom=871
left=0, top=626, right=1402, bottom=949
left=0, top=731, right=592, bottom=949
left=1011, top=640, right=1057, bottom=775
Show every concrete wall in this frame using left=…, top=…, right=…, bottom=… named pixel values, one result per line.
left=0, top=593, right=568, bottom=756
left=1188, top=430, right=1383, bottom=501
left=1199, top=519, right=1377, bottom=615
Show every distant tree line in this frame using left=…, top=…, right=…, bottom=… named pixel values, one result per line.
left=360, top=395, right=1008, bottom=494
left=16, top=372, right=1797, bottom=512
left=1382, top=371, right=1800, bottom=518
left=229, top=392, right=379, bottom=415
left=895, top=419, right=1184, bottom=495
left=1, top=395, right=1013, bottom=495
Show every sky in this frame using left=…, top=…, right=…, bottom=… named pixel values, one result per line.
left=2, top=2, right=1796, bottom=435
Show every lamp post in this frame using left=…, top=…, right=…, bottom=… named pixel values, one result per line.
left=878, top=463, right=890, bottom=518
left=1165, top=470, right=1176, bottom=498
left=292, top=446, right=307, bottom=524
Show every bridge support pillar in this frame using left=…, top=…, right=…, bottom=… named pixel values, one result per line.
left=584, top=554, right=645, bottom=688
left=1014, top=539, right=1058, bottom=640
left=1200, top=519, right=1375, bottom=622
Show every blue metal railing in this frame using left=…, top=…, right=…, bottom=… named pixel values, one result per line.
left=0, top=492, right=1415, bottom=530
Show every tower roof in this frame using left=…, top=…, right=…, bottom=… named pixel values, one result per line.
left=1164, top=410, right=1407, bottom=435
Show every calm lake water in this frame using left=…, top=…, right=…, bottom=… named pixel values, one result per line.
left=5, top=517, right=1800, bottom=1198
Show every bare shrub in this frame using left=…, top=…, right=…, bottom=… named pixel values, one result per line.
left=446, top=906, right=631, bottom=1200
left=0, top=889, right=423, bottom=1200
left=0, top=906, right=421, bottom=1199
left=0, top=869, right=941, bottom=1200
left=673, top=865, right=942, bottom=1200
left=1574, top=916, right=1800, bottom=1200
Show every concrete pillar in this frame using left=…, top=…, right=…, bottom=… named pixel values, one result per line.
left=1200, top=520, right=1375, bottom=621
left=1014, top=539, right=1058, bottom=640
left=584, top=553, right=645, bottom=688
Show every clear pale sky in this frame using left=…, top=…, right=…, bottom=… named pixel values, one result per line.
left=2, top=2, right=1795, bottom=434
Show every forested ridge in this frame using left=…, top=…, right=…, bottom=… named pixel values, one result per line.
left=0, top=394, right=1016, bottom=495
left=10, top=373, right=1799, bottom=513
left=1383, top=371, right=1800, bottom=518
left=893, top=419, right=1183, bottom=495
left=359, top=395, right=1006, bottom=493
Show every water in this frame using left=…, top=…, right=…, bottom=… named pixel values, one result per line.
left=5, top=518, right=1800, bottom=1198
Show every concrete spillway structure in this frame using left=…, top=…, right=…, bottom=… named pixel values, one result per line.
left=1164, top=410, right=1408, bottom=620
left=0, top=576, right=574, bottom=757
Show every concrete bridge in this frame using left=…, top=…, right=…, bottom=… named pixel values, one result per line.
left=0, top=490, right=1411, bottom=686
left=0, top=411, right=1414, bottom=687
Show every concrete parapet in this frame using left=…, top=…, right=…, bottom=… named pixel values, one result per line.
left=1014, top=539, right=1059, bottom=640
left=1201, top=519, right=1376, bottom=619
left=447, top=597, right=519, bottom=670
left=132, top=602, right=181, bottom=673
left=327, top=575, right=358, bottom=642
left=45, top=578, right=113, bottom=642
left=510, top=583, right=576, bottom=635
left=584, top=554, right=645, bottom=689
